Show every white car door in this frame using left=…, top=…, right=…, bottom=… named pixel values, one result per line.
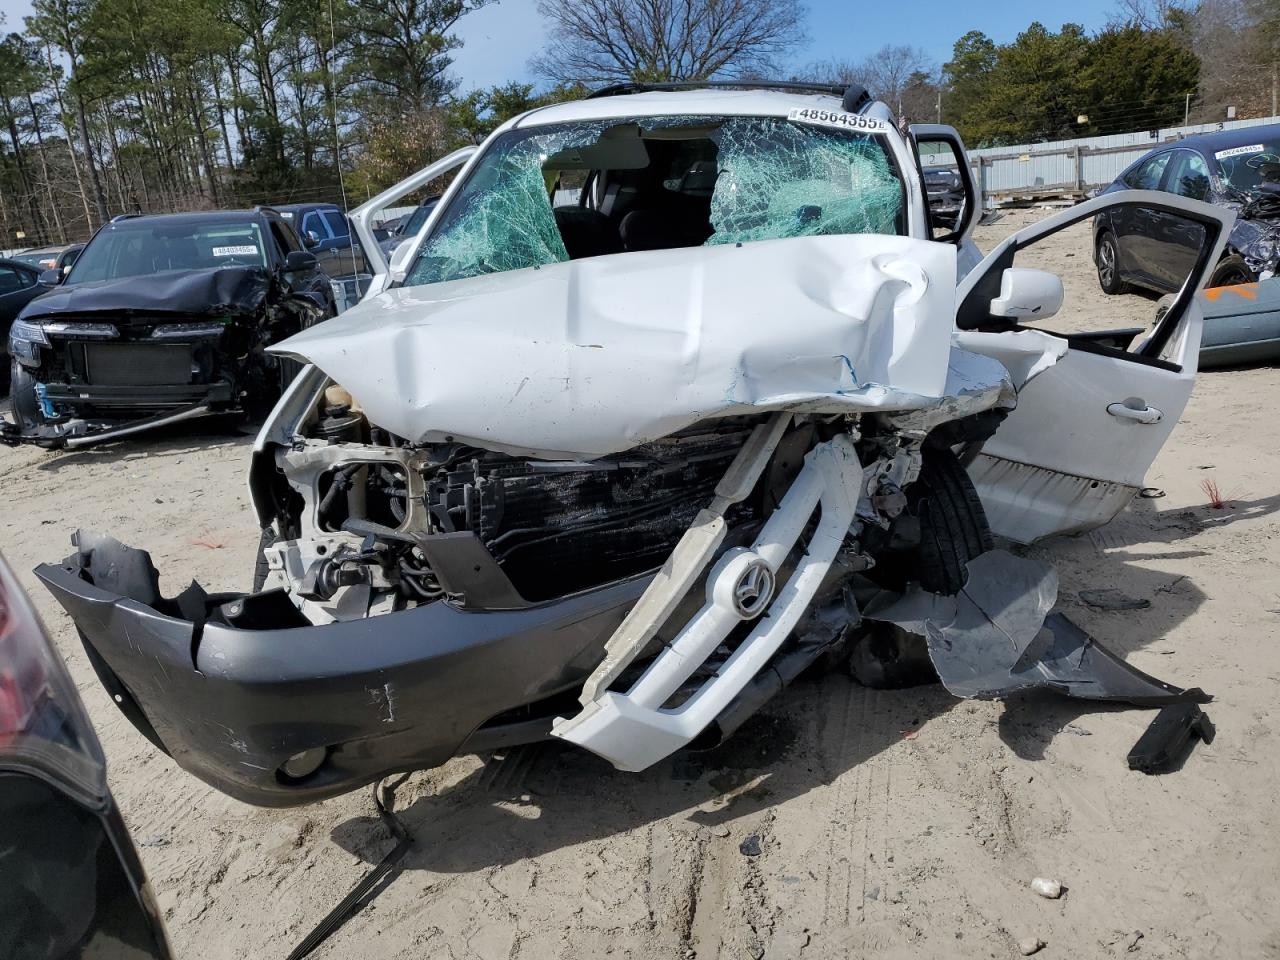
left=958, top=190, right=1234, bottom=543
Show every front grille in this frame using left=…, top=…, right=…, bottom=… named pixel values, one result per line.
left=84, top=343, right=193, bottom=386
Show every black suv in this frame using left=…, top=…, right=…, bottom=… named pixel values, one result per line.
left=4, top=208, right=335, bottom=448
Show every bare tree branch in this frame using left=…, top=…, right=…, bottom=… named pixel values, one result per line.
left=531, top=0, right=808, bottom=85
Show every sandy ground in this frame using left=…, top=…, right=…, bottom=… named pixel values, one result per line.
left=3, top=210, right=1279, bottom=960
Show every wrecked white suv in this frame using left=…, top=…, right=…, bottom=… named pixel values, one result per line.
left=38, top=83, right=1227, bottom=805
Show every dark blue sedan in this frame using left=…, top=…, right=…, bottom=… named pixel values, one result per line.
left=1094, top=123, right=1279, bottom=295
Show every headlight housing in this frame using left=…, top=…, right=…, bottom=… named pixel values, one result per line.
left=8, top=320, right=49, bottom=367
left=1246, top=237, right=1277, bottom=269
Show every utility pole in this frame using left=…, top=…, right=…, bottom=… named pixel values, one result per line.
left=1184, top=92, right=1190, bottom=126
left=936, top=88, right=942, bottom=123
left=1272, top=62, right=1277, bottom=117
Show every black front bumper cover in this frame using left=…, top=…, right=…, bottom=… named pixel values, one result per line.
left=36, top=534, right=647, bottom=807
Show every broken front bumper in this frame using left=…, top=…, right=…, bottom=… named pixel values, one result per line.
left=3, top=379, right=235, bottom=448
left=36, top=549, right=647, bottom=807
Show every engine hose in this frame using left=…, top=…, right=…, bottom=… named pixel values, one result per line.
left=318, top=463, right=363, bottom=519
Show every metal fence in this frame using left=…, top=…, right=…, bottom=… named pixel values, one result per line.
left=922, top=114, right=1280, bottom=205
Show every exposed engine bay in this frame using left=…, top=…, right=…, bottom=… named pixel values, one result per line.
left=261, top=379, right=971, bottom=627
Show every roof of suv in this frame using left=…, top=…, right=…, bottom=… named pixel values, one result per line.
left=513, top=88, right=881, bottom=130
left=107, top=210, right=275, bottom=226
left=272, top=202, right=343, bottom=214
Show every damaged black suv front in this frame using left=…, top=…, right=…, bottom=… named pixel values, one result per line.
left=4, top=210, right=332, bottom=449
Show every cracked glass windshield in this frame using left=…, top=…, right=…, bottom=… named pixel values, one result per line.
left=404, top=115, right=905, bottom=286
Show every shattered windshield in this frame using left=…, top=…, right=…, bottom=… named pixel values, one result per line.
left=404, top=114, right=905, bottom=287
left=67, top=219, right=268, bottom=285
left=1212, top=137, right=1280, bottom=195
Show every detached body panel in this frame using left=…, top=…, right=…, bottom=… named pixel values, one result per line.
left=1197, top=277, right=1280, bottom=367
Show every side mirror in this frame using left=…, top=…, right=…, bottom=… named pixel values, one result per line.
left=284, top=250, right=318, bottom=274
left=989, top=267, right=1065, bottom=321
left=38, top=268, right=63, bottom=286
left=303, top=230, right=321, bottom=249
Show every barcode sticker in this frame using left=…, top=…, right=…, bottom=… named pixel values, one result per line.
left=1213, top=144, right=1263, bottom=160
left=787, top=107, right=888, bottom=133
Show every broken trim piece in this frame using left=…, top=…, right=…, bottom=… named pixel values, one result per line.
left=574, top=412, right=791, bottom=703
left=1127, top=704, right=1215, bottom=774
left=863, top=550, right=1209, bottom=705
left=552, top=432, right=864, bottom=771
left=62, top=403, right=215, bottom=449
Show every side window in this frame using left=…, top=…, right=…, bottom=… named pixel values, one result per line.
left=300, top=212, right=327, bottom=242
left=16, top=266, right=37, bottom=288
left=322, top=211, right=349, bottom=238
left=0, top=266, right=21, bottom=294
left=1166, top=151, right=1210, bottom=201
left=269, top=220, right=300, bottom=255
left=1126, top=153, right=1172, bottom=191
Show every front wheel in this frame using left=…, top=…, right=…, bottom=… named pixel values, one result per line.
left=9, top=361, right=46, bottom=433
left=1208, top=254, right=1254, bottom=289
left=1095, top=231, right=1128, bottom=295
left=849, top=445, right=994, bottom=689
left=913, top=446, right=995, bottom=596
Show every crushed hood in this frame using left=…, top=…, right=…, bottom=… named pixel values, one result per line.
left=274, top=235, right=975, bottom=458
left=20, top=266, right=272, bottom=322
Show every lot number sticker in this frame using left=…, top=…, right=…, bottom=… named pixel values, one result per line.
left=1213, top=144, right=1263, bottom=160
left=212, top=245, right=260, bottom=257
left=787, top=107, right=887, bottom=133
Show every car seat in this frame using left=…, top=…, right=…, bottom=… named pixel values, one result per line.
left=553, top=207, right=623, bottom=259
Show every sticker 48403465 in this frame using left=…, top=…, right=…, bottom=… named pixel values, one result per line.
left=787, top=107, right=887, bottom=133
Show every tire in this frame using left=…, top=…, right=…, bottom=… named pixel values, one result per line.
left=848, top=446, right=994, bottom=689
left=1208, top=254, right=1254, bottom=288
left=275, top=301, right=333, bottom=395
left=9, top=360, right=46, bottom=433
left=252, top=525, right=277, bottom=592
left=1095, top=231, right=1129, bottom=295
left=913, top=445, right=995, bottom=595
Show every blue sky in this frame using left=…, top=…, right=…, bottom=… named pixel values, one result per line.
left=1, top=0, right=1123, bottom=91
left=448, top=0, right=1124, bottom=90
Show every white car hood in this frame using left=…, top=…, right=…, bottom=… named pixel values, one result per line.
left=275, top=234, right=979, bottom=458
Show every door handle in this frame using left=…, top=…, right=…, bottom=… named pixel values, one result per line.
left=1107, top=400, right=1163, bottom=424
